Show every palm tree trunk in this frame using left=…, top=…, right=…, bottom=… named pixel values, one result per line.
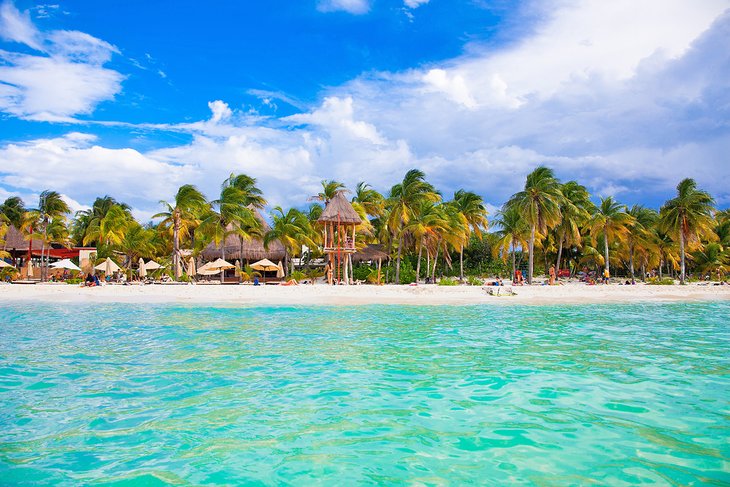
left=432, top=245, right=439, bottom=282
left=40, top=239, right=46, bottom=282
left=220, top=240, right=225, bottom=284
left=511, top=239, right=516, bottom=281
left=395, top=233, right=403, bottom=284
left=528, top=224, right=535, bottom=285
left=556, top=233, right=564, bottom=276
left=629, top=240, right=635, bottom=280
left=173, top=215, right=180, bottom=281
left=603, top=225, right=610, bottom=275
left=679, top=231, right=686, bottom=284
left=416, top=240, right=423, bottom=282
left=459, top=244, right=464, bottom=281
left=426, top=249, right=430, bottom=280
left=641, top=262, right=646, bottom=282
left=659, top=258, right=663, bottom=279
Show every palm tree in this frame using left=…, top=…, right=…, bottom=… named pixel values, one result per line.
left=224, top=173, right=267, bottom=209
left=554, top=181, right=593, bottom=275
left=118, top=223, right=155, bottom=270
left=73, top=196, right=131, bottom=246
left=83, top=204, right=132, bottom=249
left=31, top=191, right=70, bottom=281
left=659, top=178, right=716, bottom=284
left=505, top=166, right=562, bottom=284
left=691, top=242, right=728, bottom=280
left=316, top=180, right=347, bottom=204
left=352, top=182, right=385, bottom=218
left=452, top=190, right=489, bottom=280
left=387, top=169, right=440, bottom=284
left=199, top=184, right=259, bottom=281
left=589, top=196, right=634, bottom=279
left=492, top=205, right=529, bottom=280
left=0, top=196, right=26, bottom=228
left=405, top=201, right=447, bottom=282
left=264, top=207, right=316, bottom=274
left=154, top=184, right=209, bottom=280
left=626, top=205, right=658, bottom=281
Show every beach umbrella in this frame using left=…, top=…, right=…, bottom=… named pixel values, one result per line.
left=138, top=257, right=147, bottom=278
left=0, top=260, right=16, bottom=268
left=145, top=260, right=163, bottom=270
left=205, top=258, right=236, bottom=271
left=251, top=258, right=278, bottom=283
left=276, top=261, right=285, bottom=278
left=187, top=256, right=196, bottom=276
left=95, top=257, right=120, bottom=274
left=251, top=258, right=279, bottom=272
left=196, top=262, right=221, bottom=276
left=49, top=258, right=81, bottom=271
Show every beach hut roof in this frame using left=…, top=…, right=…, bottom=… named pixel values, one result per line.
left=352, top=244, right=389, bottom=263
left=200, top=208, right=286, bottom=261
left=2, top=225, right=42, bottom=251
left=317, top=192, right=362, bottom=225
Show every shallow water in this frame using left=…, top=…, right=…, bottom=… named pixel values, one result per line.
left=0, top=302, right=728, bottom=485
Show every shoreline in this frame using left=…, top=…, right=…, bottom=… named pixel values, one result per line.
left=2, top=282, right=729, bottom=306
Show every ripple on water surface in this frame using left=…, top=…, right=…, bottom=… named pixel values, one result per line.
left=0, top=302, right=729, bottom=485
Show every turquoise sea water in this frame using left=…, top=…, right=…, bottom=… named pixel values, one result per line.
left=0, top=302, right=728, bottom=485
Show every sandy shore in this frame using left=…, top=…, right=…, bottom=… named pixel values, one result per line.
left=2, top=281, right=729, bottom=306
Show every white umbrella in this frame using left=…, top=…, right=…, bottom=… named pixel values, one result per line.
left=94, top=257, right=120, bottom=274
left=205, top=258, right=236, bottom=271
left=145, top=260, right=163, bottom=270
left=0, top=260, right=16, bottom=269
left=251, top=259, right=279, bottom=272
left=187, top=256, right=196, bottom=276
left=50, top=258, right=81, bottom=271
left=196, top=262, right=221, bottom=276
left=276, top=261, right=285, bottom=278
left=251, top=258, right=278, bottom=283
left=138, top=257, right=147, bottom=278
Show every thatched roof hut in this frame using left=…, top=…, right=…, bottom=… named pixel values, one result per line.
left=317, top=192, right=362, bottom=225
left=2, top=225, right=42, bottom=252
left=200, top=210, right=286, bottom=262
left=352, top=244, right=389, bottom=263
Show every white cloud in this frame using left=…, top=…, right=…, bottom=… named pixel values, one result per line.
left=0, top=1, right=42, bottom=50
left=404, top=0, right=429, bottom=9
left=208, top=100, right=232, bottom=124
left=2, top=0, right=729, bottom=216
left=0, top=1, right=123, bottom=121
left=317, top=0, right=370, bottom=15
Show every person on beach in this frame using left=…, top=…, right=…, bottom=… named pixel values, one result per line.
left=326, top=262, right=333, bottom=286
left=549, top=265, right=556, bottom=285
left=85, top=273, right=96, bottom=287
left=602, top=268, right=610, bottom=284
left=514, top=270, right=524, bottom=285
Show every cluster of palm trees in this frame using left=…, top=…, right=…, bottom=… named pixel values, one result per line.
left=495, top=167, right=725, bottom=284
left=1, top=167, right=727, bottom=284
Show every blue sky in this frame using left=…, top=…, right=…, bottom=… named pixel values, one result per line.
left=1, top=0, right=728, bottom=221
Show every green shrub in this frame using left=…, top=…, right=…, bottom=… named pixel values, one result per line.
left=438, top=277, right=459, bottom=286
left=290, top=270, right=305, bottom=281
left=353, top=265, right=374, bottom=282
left=66, top=278, right=83, bottom=285
left=466, top=275, right=483, bottom=286
left=647, top=277, right=675, bottom=285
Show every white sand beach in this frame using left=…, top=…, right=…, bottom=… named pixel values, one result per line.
left=2, top=281, right=729, bottom=306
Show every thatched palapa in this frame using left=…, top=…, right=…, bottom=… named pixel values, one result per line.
left=352, top=244, right=388, bottom=263
left=201, top=210, right=286, bottom=262
left=2, top=225, right=43, bottom=252
left=317, top=192, right=362, bottom=225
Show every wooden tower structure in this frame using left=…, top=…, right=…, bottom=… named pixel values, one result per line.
left=317, top=192, right=362, bottom=285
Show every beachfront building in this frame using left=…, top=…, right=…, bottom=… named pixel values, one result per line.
left=318, top=192, right=362, bottom=285
left=1, top=225, right=96, bottom=279
left=200, top=209, right=286, bottom=280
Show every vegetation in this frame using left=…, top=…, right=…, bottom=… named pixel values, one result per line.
left=1, top=169, right=727, bottom=284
